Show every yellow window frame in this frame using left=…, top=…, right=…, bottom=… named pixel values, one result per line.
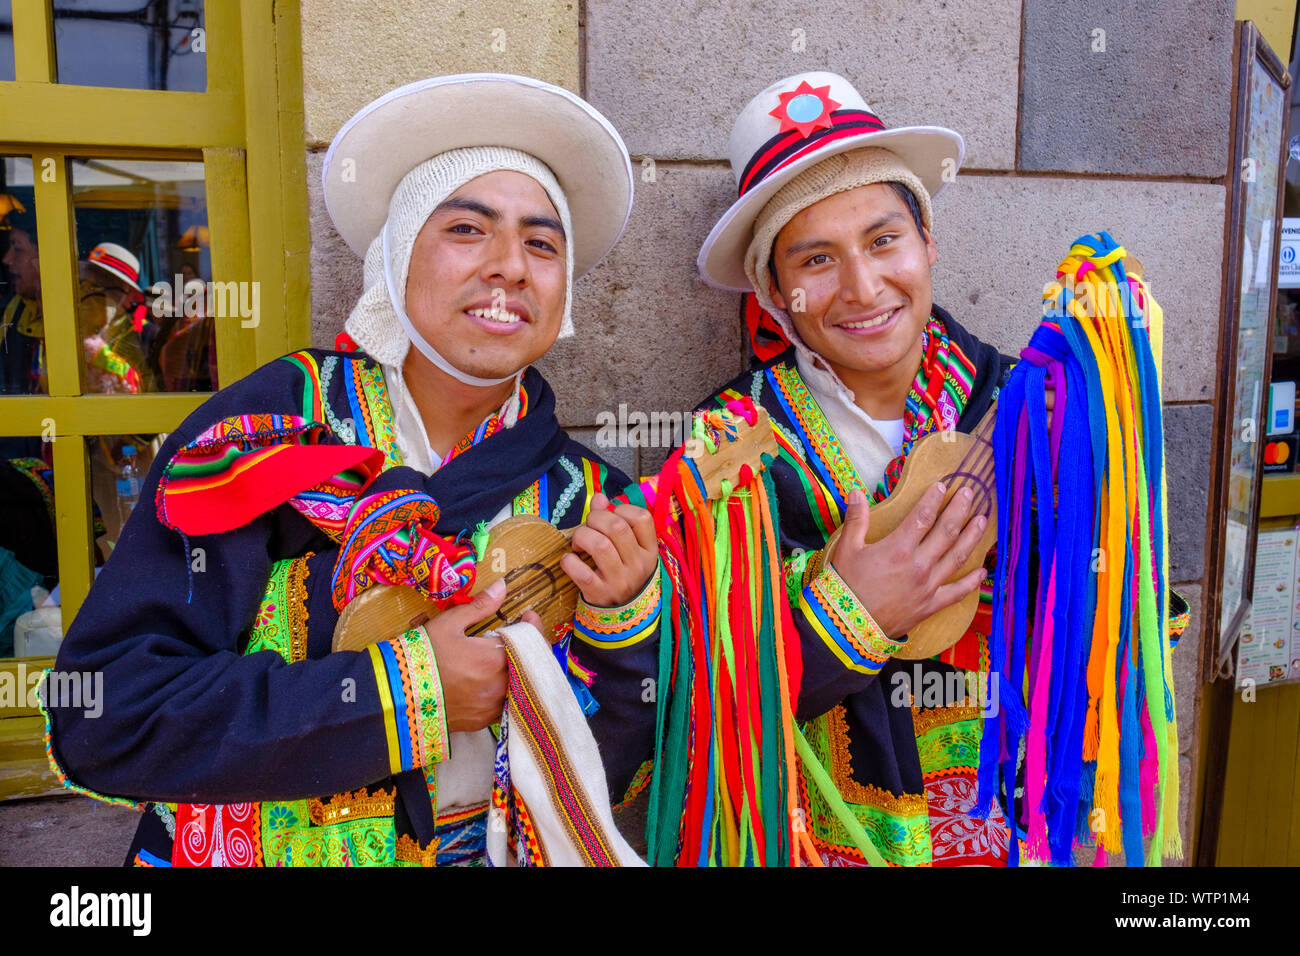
left=0, top=1, right=310, bottom=798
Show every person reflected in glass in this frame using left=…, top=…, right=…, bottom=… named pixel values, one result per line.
left=156, top=264, right=217, bottom=392
left=0, top=207, right=46, bottom=396
left=79, top=242, right=155, bottom=394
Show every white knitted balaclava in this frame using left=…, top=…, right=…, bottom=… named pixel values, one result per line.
left=345, top=146, right=575, bottom=386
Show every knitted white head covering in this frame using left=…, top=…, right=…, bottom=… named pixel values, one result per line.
left=744, top=146, right=932, bottom=367
left=344, top=145, right=574, bottom=387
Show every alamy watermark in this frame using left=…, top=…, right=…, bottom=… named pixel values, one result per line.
left=0, top=663, right=103, bottom=718
left=596, top=403, right=692, bottom=451
left=50, top=886, right=150, bottom=936
left=889, top=663, right=1000, bottom=717
left=150, top=274, right=260, bottom=328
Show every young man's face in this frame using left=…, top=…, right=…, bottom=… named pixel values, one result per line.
left=769, top=182, right=937, bottom=386
left=405, top=169, right=567, bottom=381
left=3, top=228, right=41, bottom=300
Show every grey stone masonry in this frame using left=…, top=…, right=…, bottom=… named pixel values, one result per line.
left=1019, top=0, right=1234, bottom=178
left=585, top=0, right=1022, bottom=169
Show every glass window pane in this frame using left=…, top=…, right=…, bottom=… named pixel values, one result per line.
left=0, top=441, right=58, bottom=658
left=71, top=157, right=218, bottom=393
left=54, top=0, right=205, bottom=92
left=1, top=157, right=47, bottom=396
left=0, top=1, right=14, bottom=82
left=88, top=431, right=164, bottom=556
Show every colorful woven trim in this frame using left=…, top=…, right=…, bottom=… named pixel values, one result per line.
left=1168, top=588, right=1190, bottom=649
left=503, top=643, right=619, bottom=866
left=366, top=625, right=450, bottom=777
left=765, top=362, right=864, bottom=510
left=330, top=489, right=474, bottom=612
left=513, top=476, right=543, bottom=519
left=307, top=785, right=395, bottom=826
left=573, top=569, right=662, bottom=649
left=579, top=458, right=608, bottom=524
left=799, top=560, right=901, bottom=676
left=422, top=802, right=489, bottom=866
left=443, top=379, right=528, bottom=468
left=156, top=413, right=383, bottom=536
left=37, top=672, right=144, bottom=811
left=616, top=758, right=655, bottom=809
left=281, top=350, right=325, bottom=422
left=244, top=552, right=313, bottom=663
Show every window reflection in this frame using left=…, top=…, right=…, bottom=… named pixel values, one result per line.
left=89, top=432, right=163, bottom=554
left=0, top=157, right=46, bottom=396
left=0, top=430, right=169, bottom=658
left=0, top=2, right=14, bottom=82
left=54, top=0, right=205, bottom=92
left=0, top=443, right=58, bottom=658
left=71, top=157, right=217, bottom=393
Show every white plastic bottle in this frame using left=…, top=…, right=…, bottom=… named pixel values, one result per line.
left=116, top=444, right=142, bottom=527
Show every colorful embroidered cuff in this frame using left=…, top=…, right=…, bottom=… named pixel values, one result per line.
left=367, top=625, right=451, bottom=776
left=799, top=563, right=903, bottom=676
left=574, top=567, right=662, bottom=650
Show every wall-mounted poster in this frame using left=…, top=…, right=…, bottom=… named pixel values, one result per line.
left=1208, top=21, right=1291, bottom=681
left=1236, top=526, right=1300, bottom=689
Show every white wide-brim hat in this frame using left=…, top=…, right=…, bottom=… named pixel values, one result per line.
left=698, top=71, right=965, bottom=291
left=86, top=241, right=142, bottom=292
left=323, top=73, right=634, bottom=277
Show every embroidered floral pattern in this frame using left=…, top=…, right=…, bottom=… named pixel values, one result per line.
left=244, top=553, right=313, bottom=663
left=801, top=712, right=931, bottom=867
left=263, top=815, right=394, bottom=867
left=399, top=626, right=450, bottom=766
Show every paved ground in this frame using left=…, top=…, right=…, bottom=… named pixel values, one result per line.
left=0, top=791, right=648, bottom=866
left=0, top=795, right=139, bottom=867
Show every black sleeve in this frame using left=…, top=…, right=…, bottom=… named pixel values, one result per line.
left=46, top=357, right=432, bottom=805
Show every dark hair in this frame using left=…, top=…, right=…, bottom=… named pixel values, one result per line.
left=886, top=181, right=926, bottom=237
left=4, top=206, right=38, bottom=248
left=767, top=180, right=927, bottom=296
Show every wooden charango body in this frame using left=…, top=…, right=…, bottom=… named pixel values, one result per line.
left=333, top=517, right=584, bottom=651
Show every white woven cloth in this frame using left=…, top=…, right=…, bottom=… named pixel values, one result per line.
left=485, top=621, right=645, bottom=867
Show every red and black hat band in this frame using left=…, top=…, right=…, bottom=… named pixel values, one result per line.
left=738, top=108, right=886, bottom=198
left=89, top=251, right=139, bottom=284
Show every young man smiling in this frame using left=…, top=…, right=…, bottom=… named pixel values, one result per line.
left=46, top=75, right=659, bottom=867
left=697, top=72, right=1189, bottom=866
